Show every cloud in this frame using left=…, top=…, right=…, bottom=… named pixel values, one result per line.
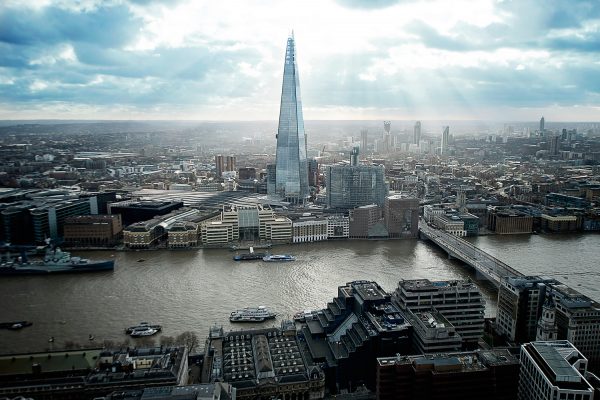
left=0, top=0, right=599, bottom=120
left=0, top=4, right=140, bottom=47
left=335, top=0, right=405, bottom=9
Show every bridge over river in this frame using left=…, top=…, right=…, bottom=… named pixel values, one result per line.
left=419, top=221, right=523, bottom=288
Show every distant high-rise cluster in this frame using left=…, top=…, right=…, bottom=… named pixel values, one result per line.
left=270, top=35, right=309, bottom=204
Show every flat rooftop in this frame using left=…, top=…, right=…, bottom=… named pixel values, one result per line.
left=352, top=281, right=386, bottom=301
left=0, top=349, right=102, bottom=376
left=378, top=349, right=518, bottom=371
left=399, top=279, right=478, bottom=292
left=527, top=341, right=591, bottom=391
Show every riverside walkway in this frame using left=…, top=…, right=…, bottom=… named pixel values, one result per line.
left=419, top=221, right=523, bottom=288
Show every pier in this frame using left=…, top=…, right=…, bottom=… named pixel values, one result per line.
left=419, top=221, right=523, bottom=288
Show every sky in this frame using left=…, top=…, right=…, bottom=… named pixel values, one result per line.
left=0, top=0, right=599, bottom=121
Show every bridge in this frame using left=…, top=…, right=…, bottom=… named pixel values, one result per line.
left=419, top=221, right=523, bottom=288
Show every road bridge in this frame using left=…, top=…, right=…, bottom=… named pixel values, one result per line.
left=419, top=221, right=523, bottom=288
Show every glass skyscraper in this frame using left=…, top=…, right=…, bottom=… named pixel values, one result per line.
left=326, top=164, right=388, bottom=209
left=272, top=35, right=309, bottom=204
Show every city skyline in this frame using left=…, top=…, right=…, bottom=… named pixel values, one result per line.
left=0, top=0, right=599, bottom=121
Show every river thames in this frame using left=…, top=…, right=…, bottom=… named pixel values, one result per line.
left=1, top=234, right=598, bottom=353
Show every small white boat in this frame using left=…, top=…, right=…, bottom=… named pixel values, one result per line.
left=129, top=327, right=159, bottom=337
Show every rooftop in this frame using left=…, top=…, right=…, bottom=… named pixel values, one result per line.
left=525, top=341, right=592, bottom=391
left=378, top=349, right=518, bottom=372
left=352, top=281, right=387, bottom=301
left=399, top=279, right=479, bottom=292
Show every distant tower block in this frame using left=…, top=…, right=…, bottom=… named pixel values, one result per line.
left=413, top=121, right=421, bottom=145
left=540, top=116, right=545, bottom=132
left=350, top=145, right=359, bottom=166
left=360, top=129, right=368, bottom=151
left=441, top=126, right=450, bottom=156
left=383, top=121, right=391, bottom=134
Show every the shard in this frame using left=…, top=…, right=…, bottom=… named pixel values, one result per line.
left=273, top=34, right=309, bottom=204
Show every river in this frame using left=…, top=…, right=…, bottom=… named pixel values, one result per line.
left=1, top=234, right=598, bottom=353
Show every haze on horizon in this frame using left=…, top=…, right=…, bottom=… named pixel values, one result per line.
left=1, top=0, right=599, bottom=122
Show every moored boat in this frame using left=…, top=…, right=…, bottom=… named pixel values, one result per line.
left=293, top=310, right=314, bottom=322
left=230, top=306, right=276, bottom=322
left=262, top=254, right=295, bottom=262
left=233, top=252, right=267, bottom=261
left=0, top=247, right=114, bottom=275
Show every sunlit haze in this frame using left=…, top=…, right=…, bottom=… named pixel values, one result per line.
left=1, top=0, right=599, bottom=121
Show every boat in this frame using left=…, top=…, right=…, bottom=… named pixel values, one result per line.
left=262, top=254, right=295, bottom=262
left=293, top=310, right=314, bottom=322
left=0, top=321, right=33, bottom=330
left=233, top=252, right=267, bottom=261
left=129, top=327, right=159, bottom=337
left=230, top=306, right=276, bottom=322
left=0, top=246, right=114, bottom=275
left=125, top=322, right=162, bottom=335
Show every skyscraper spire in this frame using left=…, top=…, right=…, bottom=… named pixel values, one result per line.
left=271, top=34, right=309, bottom=204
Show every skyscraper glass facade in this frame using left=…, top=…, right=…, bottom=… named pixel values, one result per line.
left=326, top=165, right=388, bottom=209
left=273, top=35, right=309, bottom=203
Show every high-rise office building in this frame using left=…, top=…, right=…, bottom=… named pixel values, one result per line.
left=441, top=126, right=450, bottom=155
left=308, top=159, right=319, bottom=187
left=225, top=155, right=236, bottom=172
left=272, top=35, right=309, bottom=204
left=549, top=134, right=560, bottom=156
left=413, top=121, right=421, bottom=145
left=350, top=145, right=359, bottom=166
left=496, top=275, right=600, bottom=371
left=360, top=128, right=368, bottom=151
left=383, top=121, right=392, bottom=153
left=540, top=116, right=545, bottom=132
left=518, top=341, right=594, bottom=400
left=215, top=155, right=224, bottom=178
left=496, top=276, right=556, bottom=343
left=266, top=163, right=276, bottom=195
left=326, top=164, right=387, bottom=209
